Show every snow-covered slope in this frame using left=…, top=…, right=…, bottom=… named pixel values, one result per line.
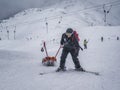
left=0, top=26, right=120, bottom=90
left=0, top=0, right=120, bottom=90
left=1, top=0, right=120, bottom=27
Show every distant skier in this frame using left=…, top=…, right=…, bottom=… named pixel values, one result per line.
left=56, top=28, right=84, bottom=72
left=101, top=37, right=103, bottom=42
left=83, top=39, right=88, bottom=49
left=41, top=47, right=44, bottom=52
left=117, top=36, right=119, bottom=40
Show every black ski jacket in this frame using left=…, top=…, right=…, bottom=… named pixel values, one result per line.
left=60, top=33, right=80, bottom=49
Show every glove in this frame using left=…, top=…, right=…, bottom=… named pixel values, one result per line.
left=60, top=45, right=64, bottom=48
left=80, top=47, right=83, bottom=51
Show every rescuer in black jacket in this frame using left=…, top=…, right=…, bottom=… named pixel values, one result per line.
left=56, top=28, right=84, bottom=72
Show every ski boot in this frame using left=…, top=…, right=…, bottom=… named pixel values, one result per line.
left=56, top=67, right=66, bottom=72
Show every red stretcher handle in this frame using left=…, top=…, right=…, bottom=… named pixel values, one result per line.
left=55, top=46, right=61, bottom=58
left=43, top=41, right=49, bottom=57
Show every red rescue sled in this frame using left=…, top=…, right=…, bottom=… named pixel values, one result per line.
left=42, top=41, right=61, bottom=66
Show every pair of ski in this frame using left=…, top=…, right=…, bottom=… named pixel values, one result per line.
left=39, top=68, right=100, bottom=76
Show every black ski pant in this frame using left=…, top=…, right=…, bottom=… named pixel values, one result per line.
left=59, top=47, right=81, bottom=69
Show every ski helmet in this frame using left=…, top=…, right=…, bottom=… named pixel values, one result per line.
left=66, top=28, right=73, bottom=33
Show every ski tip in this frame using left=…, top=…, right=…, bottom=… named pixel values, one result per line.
left=84, top=70, right=100, bottom=76
left=39, top=73, right=44, bottom=75
left=95, top=73, right=100, bottom=76
left=92, top=72, right=100, bottom=76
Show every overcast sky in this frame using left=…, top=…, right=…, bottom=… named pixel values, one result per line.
left=0, top=0, right=59, bottom=20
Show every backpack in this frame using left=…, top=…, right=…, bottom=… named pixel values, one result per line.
left=72, top=31, right=80, bottom=42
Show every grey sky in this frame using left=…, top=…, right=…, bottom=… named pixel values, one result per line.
left=0, top=0, right=59, bottom=20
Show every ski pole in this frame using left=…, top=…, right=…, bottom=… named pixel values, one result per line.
left=55, top=46, right=61, bottom=58
left=43, top=41, right=49, bottom=57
